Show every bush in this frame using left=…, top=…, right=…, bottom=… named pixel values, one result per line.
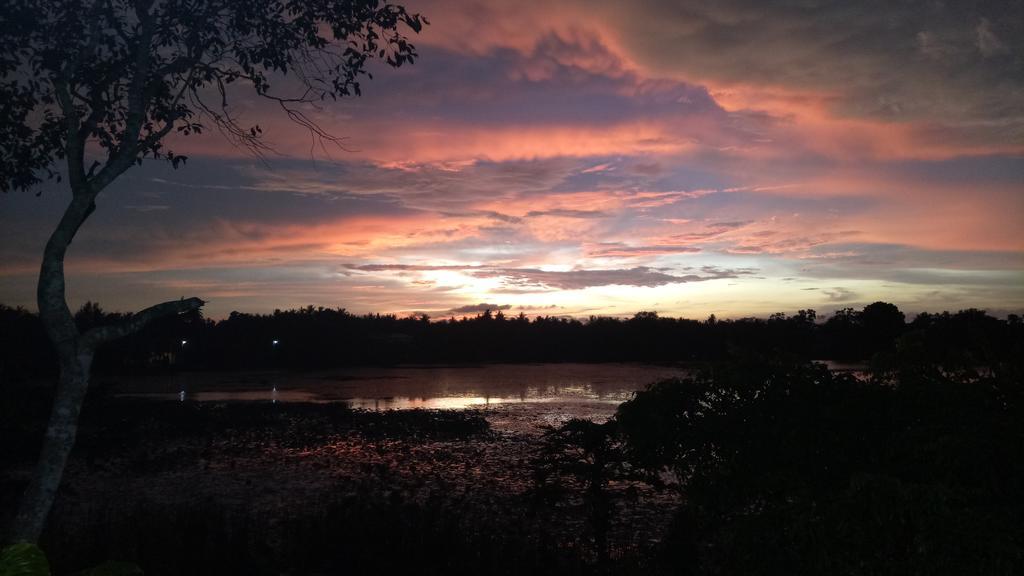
left=617, top=359, right=1024, bottom=575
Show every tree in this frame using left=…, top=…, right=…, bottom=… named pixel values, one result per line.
left=532, top=419, right=640, bottom=568
left=0, top=0, right=425, bottom=543
left=617, top=360, right=1024, bottom=575
left=860, top=301, right=905, bottom=355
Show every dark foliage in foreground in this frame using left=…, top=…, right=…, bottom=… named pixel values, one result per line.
left=532, top=418, right=641, bottom=568
left=2, top=301, right=1021, bottom=378
left=616, top=355, right=1024, bottom=575
left=2, top=303, right=1022, bottom=573
left=1, top=353, right=1021, bottom=573
left=1, top=394, right=650, bottom=575
left=38, top=490, right=617, bottom=576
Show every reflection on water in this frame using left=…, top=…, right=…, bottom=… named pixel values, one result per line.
left=114, top=363, right=693, bottom=410
left=816, top=360, right=869, bottom=373
left=343, top=394, right=624, bottom=411
left=121, top=389, right=323, bottom=403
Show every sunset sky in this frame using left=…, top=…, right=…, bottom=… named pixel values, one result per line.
left=2, top=0, right=1022, bottom=320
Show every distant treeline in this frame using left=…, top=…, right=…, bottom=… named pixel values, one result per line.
left=1, top=302, right=1021, bottom=377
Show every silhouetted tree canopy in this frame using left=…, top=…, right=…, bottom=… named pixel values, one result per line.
left=0, top=0, right=426, bottom=545
left=3, top=302, right=1021, bottom=379
left=0, top=0, right=426, bottom=192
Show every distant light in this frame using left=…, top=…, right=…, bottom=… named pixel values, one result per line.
left=181, top=339, right=188, bottom=346
left=272, top=340, right=279, bottom=346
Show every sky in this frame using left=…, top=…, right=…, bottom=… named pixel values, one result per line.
left=1, top=0, right=1023, bottom=320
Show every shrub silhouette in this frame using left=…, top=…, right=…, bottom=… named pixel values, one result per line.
left=532, top=418, right=644, bottom=568
left=616, top=357, right=1024, bottom=575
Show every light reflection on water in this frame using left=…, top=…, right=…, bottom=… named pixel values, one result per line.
left=343, top=395, right=624, bottom=411
left=124, top=391, right=625, bottom=410
left=114, top=363, right=693, bottom=410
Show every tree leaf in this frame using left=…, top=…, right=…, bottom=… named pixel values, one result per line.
left=0, top=543, right=50, bottom=576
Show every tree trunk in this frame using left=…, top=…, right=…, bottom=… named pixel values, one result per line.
left=9, top=349, right=93, bottom=543
left=7, top=190, right=93, bottom=543
left=7, top=31, right=201, bottom=539
left=6, top=188, right=204, bottom=544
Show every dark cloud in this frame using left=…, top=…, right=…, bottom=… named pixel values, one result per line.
left=585, top=243, right=702, bottom=257
left=517, top=304, right=561, bottom=310
left=479, top=265, right=754, bottom=290
left=355, top=35, right=725, bottom=126
left=823, top=287, right=858, bottom=302
left=630, top=161, right=663, bottom=175
left=803, top=244, right=1024, bottom=272
left=663, top=220, right=752, bottom=242
left=794, top=244, right=1024, bottom=286
left=123, top=204, right=170, bottom=212
left=248, top=157, right=587, bottom=213
left=344, top=263, right=484, bottom=273
left=346, top=263, right=757, bottom=291
left=478, top=210, right=523, bottom=223
left=605, top=0, right=1023, bottom=144
left=525, top=209, right=608, bottom=218
left=726, top=231, right=862, bottom=255
left=449, top=303, right=513, bottom=314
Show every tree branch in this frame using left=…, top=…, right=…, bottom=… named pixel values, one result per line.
left=89, top=5, right=157, bottom=191
left=81, top=297, right=205, bottom=349
left=53, top=78, right=87, bottom=192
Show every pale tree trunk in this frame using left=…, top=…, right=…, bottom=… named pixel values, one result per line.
left=10, top=350, right=94, bottom=544
left=8, top=189, right=203, bottom=543
left=10, top=192, right=96, bottom=543
left=5, top=4, right=205, bottom=543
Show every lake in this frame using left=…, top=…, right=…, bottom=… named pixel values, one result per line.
left=114, top=363, right=694, bottom=410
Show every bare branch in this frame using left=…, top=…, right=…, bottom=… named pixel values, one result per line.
left=81, top=296, right=205, bottom=349
left=188, top=87, right=276, bottom=160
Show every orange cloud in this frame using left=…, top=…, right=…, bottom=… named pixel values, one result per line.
left=57, top=212, right=496, bottom=275
left=164, top=116, right=701, bottom=164
left=776, top=176, right=1022, bottom=252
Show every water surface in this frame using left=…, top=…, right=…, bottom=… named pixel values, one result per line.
left=115, top=363, right=693, bottom=410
